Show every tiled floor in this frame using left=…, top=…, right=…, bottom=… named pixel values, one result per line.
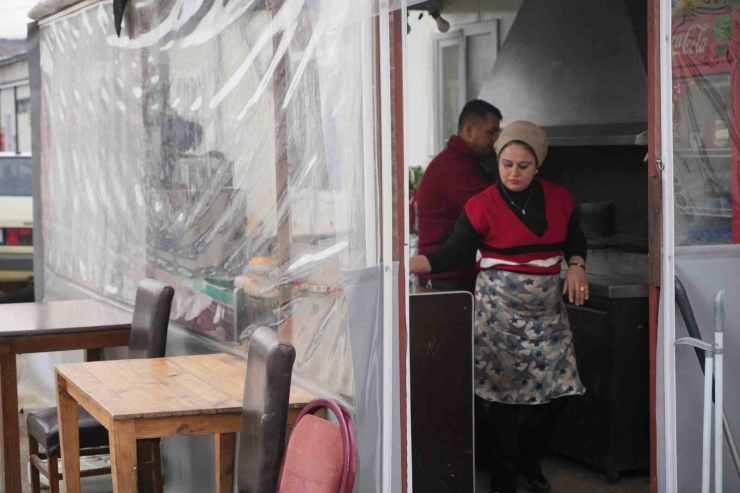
left=476, top=456, right=650, bottom=493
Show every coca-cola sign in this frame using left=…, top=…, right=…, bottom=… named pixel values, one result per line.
left=673, top=22, right=711, bottom=56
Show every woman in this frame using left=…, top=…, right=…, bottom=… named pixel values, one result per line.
left=409, top=121, right=589, bottom=493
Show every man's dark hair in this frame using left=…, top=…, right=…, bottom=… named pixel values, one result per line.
left=457, top=99, right=502, bottom=133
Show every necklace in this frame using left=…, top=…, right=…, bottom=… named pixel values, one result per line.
left=500, top=183, right=534, bottom=215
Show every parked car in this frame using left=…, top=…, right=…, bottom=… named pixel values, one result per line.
left=0, top=153, right=33, bottom=287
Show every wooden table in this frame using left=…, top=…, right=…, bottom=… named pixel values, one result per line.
left=55, top=353, right=316, bottom=493
left=0, top=299, right=132, bottom=493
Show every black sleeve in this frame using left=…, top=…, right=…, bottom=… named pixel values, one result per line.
left=563, top=208, right=587, bottom=262
left=426, top=213, right=483, bottom=273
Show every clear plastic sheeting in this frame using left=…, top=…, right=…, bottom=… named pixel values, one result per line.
left=34, top=0, right=402, bottom=491
left=28, top=0, right=89, bottom=21
left=671, top=5, right=740, bottom=246
left=39, top=0, right=377, bottom=388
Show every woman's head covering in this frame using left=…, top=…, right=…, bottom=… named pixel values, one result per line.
left=494, top=121, right=548, bottom=166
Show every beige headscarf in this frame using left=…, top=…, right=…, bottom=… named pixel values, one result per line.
left=493, top=121, right=548, bottom=167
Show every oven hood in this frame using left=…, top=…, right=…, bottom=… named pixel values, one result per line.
left=478, top=0, right=648, bottom=146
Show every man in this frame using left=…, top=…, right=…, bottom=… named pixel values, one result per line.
left=416, top=99, right=502, bottom=293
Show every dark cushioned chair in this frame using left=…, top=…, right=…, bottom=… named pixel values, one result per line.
left=26, top=279, right=174, bottom=493
left=237, top=326, right=297, bottom=493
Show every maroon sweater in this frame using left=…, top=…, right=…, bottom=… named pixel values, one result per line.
left=417, top=136, right=489, bottom=281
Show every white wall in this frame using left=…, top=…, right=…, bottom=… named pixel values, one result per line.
left=666, top=247, right=740, bottom=493
left=0, top=59, right=29, bottom=85
left=405, top=0, right=522, bottom=170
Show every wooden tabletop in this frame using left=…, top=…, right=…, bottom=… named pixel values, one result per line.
left=55, top=353, right=315, bottom=420
left=0, top=299, right=132, bottom=337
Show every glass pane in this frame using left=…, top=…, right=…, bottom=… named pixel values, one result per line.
left=0, top=88, right=16, bottom=153
left=672, top=10, right=736, bottom=246
left=467, top=32, right=493, bottom=99
left=0, top=156, right=32, bottom=196
left=442, top=44, right=461, bottom=142
left=16, top=85, right=31, bottom=154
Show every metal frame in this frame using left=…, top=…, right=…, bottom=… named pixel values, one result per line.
left=28, top=21, right=44, bottom=302
left=379, top=1, right=394, bottom=492
left=660, top=0, right=677, bottom=488
left=362, top=0, right=378, bottom=267
left=401, top=0, right=413, bottom=491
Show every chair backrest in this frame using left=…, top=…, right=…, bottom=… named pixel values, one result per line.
left=237, top=327, right=297, bottom=493
left=127, top=279, right=174, bottom=359
left=277, top=399, right=357, bottom=493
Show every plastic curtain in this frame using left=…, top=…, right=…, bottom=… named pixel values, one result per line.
left=670, top=5, right=740, bottom=246
left=34, top=0, right=403, bottom=491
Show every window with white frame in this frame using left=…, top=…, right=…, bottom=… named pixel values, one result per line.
left=433, top=20, right=499, bottom=153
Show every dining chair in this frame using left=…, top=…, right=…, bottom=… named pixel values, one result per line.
left=276, top=398, right=357, bottom=493
left=236, top=326, right=297, bottom=493
left=26, top=279, right=174, bottom=493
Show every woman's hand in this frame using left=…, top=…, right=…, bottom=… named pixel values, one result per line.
left=564, top=265, right=589, bottom=306
left=409, top=255, right=432, bottom=275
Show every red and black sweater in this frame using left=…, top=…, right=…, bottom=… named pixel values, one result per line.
left=427, top=179, right=587, bottom=276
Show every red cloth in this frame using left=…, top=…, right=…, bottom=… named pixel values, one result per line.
left=417, top=136, right=489, bottom=281
left=465, top=180, right=574, bottom=275
left=278, top=414, right=344, bottom=493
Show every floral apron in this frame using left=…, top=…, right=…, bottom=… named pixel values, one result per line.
left=474, top=268, right=586, bottom=404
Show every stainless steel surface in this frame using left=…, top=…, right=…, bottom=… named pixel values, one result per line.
left=478, top=0, right=647, bottom=146
left=586, top=273, right=649, bottom=299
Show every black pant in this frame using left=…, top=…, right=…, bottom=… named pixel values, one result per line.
left=422, top=277, right=476, bottom=294
left=476, top=397, right=561, bottom=492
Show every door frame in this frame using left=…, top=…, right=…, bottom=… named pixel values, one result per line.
left=647, top=0, right=662, bottom=490
left=655, top=0, right=679, bottom=489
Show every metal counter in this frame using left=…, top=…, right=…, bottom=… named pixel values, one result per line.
left=561, top=271, right=649, bottom=299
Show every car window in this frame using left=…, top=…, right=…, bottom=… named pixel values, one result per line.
left=0, top=158, right=32, bottom=197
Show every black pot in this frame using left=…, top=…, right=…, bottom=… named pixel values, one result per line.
left=580, top=202, right=615, bottom=237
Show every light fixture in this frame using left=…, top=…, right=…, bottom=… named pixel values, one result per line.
left=429, top=9, right=450, bottom=32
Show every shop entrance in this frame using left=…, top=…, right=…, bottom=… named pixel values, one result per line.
left=405, top=1, right=653, bottom=491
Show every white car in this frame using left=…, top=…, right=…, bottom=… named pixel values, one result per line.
left=0, top=154, right=33, bottom=284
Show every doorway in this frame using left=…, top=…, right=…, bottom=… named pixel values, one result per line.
left=405, top=1, right=653, bottom=491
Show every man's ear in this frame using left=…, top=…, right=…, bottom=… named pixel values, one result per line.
left=462, top=121, right=474, bottom=139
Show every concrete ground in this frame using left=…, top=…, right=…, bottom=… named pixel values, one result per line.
left=17, top=409, right=113, bottom=493
left=476, top=456, right=650, bottom=493
left=16, top=409, right=648, bottom=493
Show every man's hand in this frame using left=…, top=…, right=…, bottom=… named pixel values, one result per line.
left=409, top=255, right=432, bottom=275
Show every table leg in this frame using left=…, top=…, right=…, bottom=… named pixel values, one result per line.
left=0, top=342, right=21, bottom=493
left=215, top=432, right=236, bottom=493
left=110, top=420, right=138, bottom=493
left=56, top=373, right=81, bottom=493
